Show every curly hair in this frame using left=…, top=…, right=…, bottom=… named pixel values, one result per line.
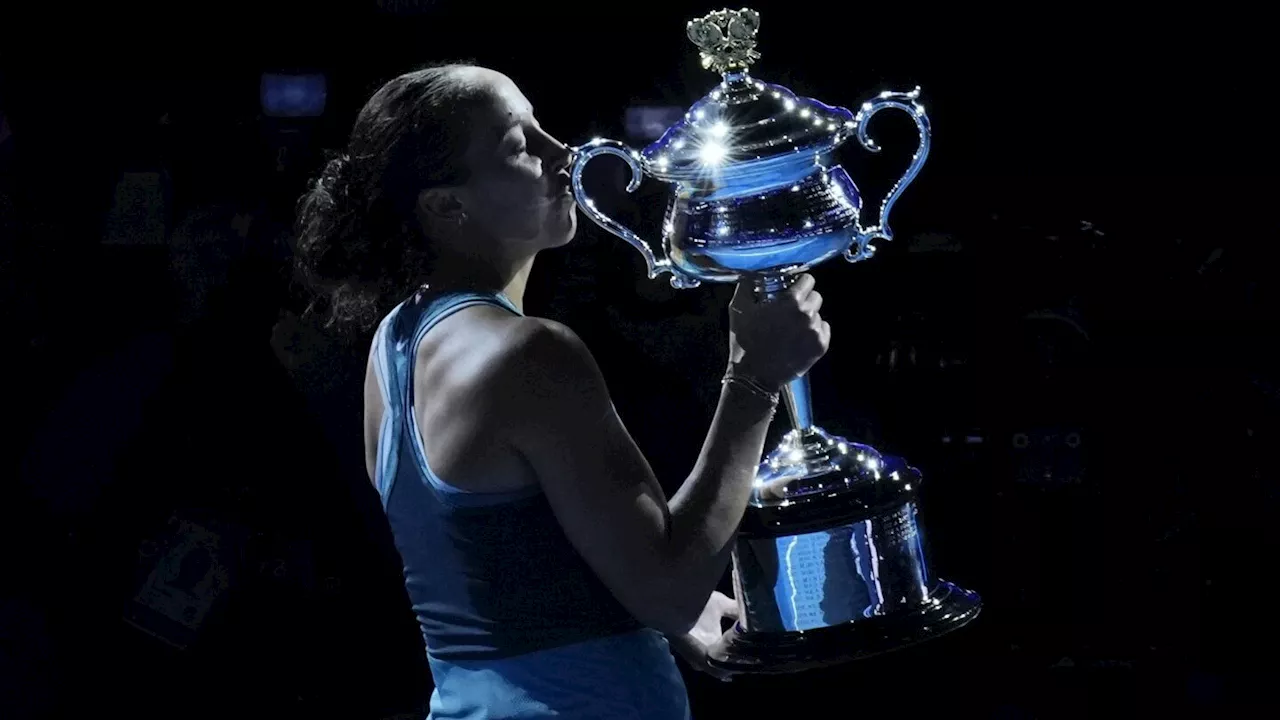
left=294, top=62, right=484, bottom=333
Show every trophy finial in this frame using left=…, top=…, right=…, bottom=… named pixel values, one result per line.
left=686, top=8, right=761, bottom=75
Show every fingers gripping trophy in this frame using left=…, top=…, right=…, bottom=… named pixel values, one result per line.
left=571, top=8, right=981, bottom=673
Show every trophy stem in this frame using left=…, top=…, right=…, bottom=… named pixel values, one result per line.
left=752, top=274, right=817, bottom=433
left=782, top=373, right=814, bottom=431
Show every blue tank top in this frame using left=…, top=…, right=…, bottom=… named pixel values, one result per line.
left=370, top=287, right=691, bottom=720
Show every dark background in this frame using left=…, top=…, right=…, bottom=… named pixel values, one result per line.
left=2, top=2, right=1276, bottom=717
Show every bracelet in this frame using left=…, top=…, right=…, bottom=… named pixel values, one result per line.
left=721, top=372, right=781, bottom=409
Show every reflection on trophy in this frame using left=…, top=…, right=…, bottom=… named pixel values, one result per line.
left=572, top=8, right=980, bottom=672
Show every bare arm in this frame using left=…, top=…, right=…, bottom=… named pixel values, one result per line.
left=664, top=374, right=778, bottom=617
left=497, top=319, right=776, bottom=635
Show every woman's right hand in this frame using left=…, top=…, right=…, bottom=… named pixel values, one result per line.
left=727, top=273, right=831, bottom=391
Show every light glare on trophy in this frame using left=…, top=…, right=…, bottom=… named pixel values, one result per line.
left=571, top=8, right=981, bottom=673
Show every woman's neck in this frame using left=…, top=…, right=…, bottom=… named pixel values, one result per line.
left=501, top=259, right=534, bottom=313
left=423, top=249, right=536, bottom=313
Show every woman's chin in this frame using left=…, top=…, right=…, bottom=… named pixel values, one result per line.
left=549, top=206, right=578, bottom=247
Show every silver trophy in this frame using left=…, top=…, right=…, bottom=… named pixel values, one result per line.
left=571, top=8, right=980, bottom=673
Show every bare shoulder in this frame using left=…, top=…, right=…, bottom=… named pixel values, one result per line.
left=411, top=309, right=604, bottom=425
left=482, top=316, right=607, bottom=416
left=495, top=317, right=597, bottom=385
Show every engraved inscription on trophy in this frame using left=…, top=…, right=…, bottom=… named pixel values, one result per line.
left=776, top=532, right=830, bottom=631
left=734, top=500, right=934, bottom=634
left=866, top=503, right=930, bottom=611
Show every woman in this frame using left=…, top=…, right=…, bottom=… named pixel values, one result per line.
left=295, top=63, right=830, bottom=719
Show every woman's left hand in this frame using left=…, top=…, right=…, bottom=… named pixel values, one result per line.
left=667, top=591, right=740, bottom=682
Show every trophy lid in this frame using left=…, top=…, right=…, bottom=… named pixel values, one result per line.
left=640, top=8, right=855, bottom=183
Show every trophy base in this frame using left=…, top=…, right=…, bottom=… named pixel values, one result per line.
left=707, top=580, right=981, bottom=674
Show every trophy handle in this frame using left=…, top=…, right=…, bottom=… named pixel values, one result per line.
left=570, top=138, right=699, bottom=289
left=844, top=88, right=932, bottom=263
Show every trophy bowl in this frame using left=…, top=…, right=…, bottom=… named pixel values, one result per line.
left=571, top=7, right=981, bottom=673
left=570, top=8, right=929, bottom=289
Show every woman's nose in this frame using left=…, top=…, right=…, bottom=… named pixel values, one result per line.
left=545, top=138, right=573, bottom=173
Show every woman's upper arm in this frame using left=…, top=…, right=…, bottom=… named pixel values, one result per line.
left=493, top=319, right=685, bottom=633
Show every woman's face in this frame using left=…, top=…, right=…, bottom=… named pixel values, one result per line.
left=452, top=68, right=577, bottom=252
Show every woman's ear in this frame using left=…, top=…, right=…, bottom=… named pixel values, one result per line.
left=416, top=186, right=466, bottom=228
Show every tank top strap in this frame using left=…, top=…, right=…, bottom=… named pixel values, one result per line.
left=370, top=310, right=402, bottom=504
